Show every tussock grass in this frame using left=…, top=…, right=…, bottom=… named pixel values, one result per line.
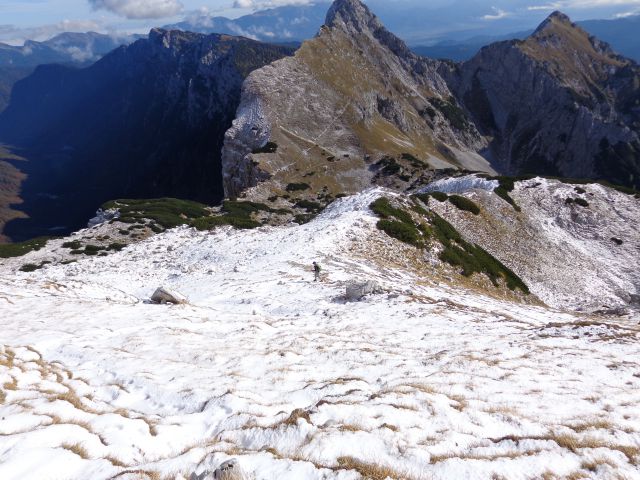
left=105, top=455, right=127, bottom=467
left=282, top=408, right=311, bottom=426
left=337, top=456, right=419, bottom=480
left=3, top=377, right=17, bottom=390
left=339, top=423, right=367, bottom=432
left=381, top=423, right=399, bottom=432
left=567, top=418, right=615, bottom=433
left=491, top=433, right=640, bottom=464
left=61, top=442, right=90, bottom=459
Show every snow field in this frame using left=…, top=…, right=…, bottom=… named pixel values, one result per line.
left=1, top=189, right=639, bottom=480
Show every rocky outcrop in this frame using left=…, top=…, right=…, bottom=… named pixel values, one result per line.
left=447, top=12, right=640, bottom=189
left=151, top=287, right=188, bottom=305
left=346, top=280, right=382, bottom=301
left=222, top=0, right=493, bottom=201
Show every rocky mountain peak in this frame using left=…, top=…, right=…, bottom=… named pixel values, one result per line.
left=325, top=0, right=379, bottom=33
left=148, top=28, right=200, bottom=51
left=324, top=0, right=412, bottom=59
left=533, top=11, right=573, bottom=36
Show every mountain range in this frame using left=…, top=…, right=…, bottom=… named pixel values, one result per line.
left=170, top=2, right=640, bottom=62
left=0, top=0, right=638, bottom=242
left=223, top=1, right=639, bottom=202
left=0, top=31, right=292, bottom=240
left=415, top=15, right=640, bottom=62
left=0, top=32, right=139, bottom=111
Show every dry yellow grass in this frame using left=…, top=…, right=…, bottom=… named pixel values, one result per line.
left=339, top=423, right=367, bottom=433
left=567, top=418, right=615, bottom=433
left=281, top=408, right=311, bottom=426
left=3, top=376, right=17, bottom=390
left=336, top=456, right=419, bottom=480
left=105, top=455, right=127, bottom=467
left=61, top=442, right=90, bottom=459
left=381, top=423, right=399, bottom=432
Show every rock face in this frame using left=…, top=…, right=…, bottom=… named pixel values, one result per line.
left=221, top=0, right=492, bottom=201
left=222, top=2, right=640, bottom=202
left=447, top=12, right=640, bottom=189
left=0, top=30, right=293, bottom=239
left=151, top=287, right=188, bottom=305
left=346, top=280, right=381, bottom=301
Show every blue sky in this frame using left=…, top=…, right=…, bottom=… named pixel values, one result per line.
left=1, top=0, right=640, bottom=45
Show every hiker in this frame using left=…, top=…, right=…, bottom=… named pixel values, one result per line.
left=313, top=261, right=321, bottom=282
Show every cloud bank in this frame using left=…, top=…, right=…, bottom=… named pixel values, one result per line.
left=88, top=0, right=183, bottom=19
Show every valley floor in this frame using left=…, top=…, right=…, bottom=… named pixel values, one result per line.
left=1, top=191, right=639, bottom=480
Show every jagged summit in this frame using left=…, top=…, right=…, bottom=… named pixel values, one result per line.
left=325, top=0, right=380, bottom=33
left=323, top=0, right=410, bottom=58
left=533, top=10, right=574, bottom=35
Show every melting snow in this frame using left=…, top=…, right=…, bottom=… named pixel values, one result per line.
left=1, top=190, right=639, bottom=480
left=418, top=175, right=499, bottom=194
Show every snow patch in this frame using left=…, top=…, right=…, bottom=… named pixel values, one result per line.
left=419, top=175, right=499, bottom=194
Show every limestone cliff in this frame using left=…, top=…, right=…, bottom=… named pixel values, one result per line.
left=222, top=0, right=492, bottom=200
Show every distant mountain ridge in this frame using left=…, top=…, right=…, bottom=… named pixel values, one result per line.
left=0, top=0, right=638, bottom=242
left=0, top=30, right=292, bottom=240
left=169, top=3, right=640, bottom=63
left=447, top=12, right=640, bottom=187
left=413, top=15, right=640, bottom=63
left=0, top=32, right=139, bottom=112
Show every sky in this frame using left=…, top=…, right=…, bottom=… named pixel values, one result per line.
left=1, top=0, right=640, bottom=45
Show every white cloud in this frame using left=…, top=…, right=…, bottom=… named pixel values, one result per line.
left=232, top=0, right=315, bottom=9
left=528, top=0, right=640, bottom=10
left=482, top=7, right=510, bottom=20
left=0, top=20, right=104, bottom=45
left=88, top=0, right=183, bottom=19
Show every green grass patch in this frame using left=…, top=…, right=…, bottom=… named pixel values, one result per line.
left=293, top=214, right=316, bottom=225
left=62, top=240, right=82, bottom=250
left=401, top=153, right=427, bottom=168
left=0, top=237, right=51, bottom=258
left=430, top=96, right=470, bottom=131
left=286, top=182, right=311, bottom=192
left=431, top=213, right=528, bottom=293
left=448, top=195, right=480, bottom=215
left=377, top=219, right=423, bottom=247
left=417, top=191, right=449, bottom=203
left=103, top=198, right=210, bottom=229
left=566, top=197, right=589, bottom=207
left=376, top=156, right=402, bottom=175
left=295, top=200, right=323, bottom=213
left=20, top=260, right=51, bottom=272
left=370, top=196, right=528, bottom=293
left=370, top=197, right=414, bottom=224
left=252, top=141, right=278, bottom=154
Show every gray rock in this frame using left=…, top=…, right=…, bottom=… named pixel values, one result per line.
left=346, top=280, right=382, bottom=301
left=214, top=459, right=249, bottom=480
left=150, top=287, right=187, bottom=305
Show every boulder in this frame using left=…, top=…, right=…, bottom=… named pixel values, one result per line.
left=346, top=280, right=381, bottom=301
left=151, top=287, right=187, bottom=305
left=214, top=459, right=249, bottom=480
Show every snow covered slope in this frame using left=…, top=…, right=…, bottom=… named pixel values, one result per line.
left=1, top=190, right=639, bottom=480
left=423, top=176, right=640, bottom=312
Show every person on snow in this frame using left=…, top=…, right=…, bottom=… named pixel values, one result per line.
left=313, top=261, right=321, bottom=282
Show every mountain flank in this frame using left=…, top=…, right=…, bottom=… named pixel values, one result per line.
left=0, top=30, right=293, bottom=241
left=222, top=0, right=492, bottom=202
left=446, top=11, right=640, bottom=188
